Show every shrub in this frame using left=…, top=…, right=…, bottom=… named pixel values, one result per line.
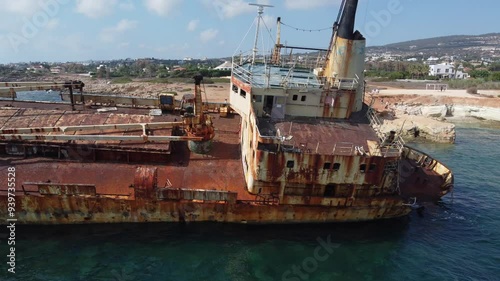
left=466, top=87, right=478, bottom=95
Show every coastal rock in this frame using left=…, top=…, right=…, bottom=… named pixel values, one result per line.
left=380, top=114, right=456, bottom=144
left=450, top=106, right=500, bottom=122
left=396, top=105, right=448, bottom=118
left=420, top=105, right=449, bottom=118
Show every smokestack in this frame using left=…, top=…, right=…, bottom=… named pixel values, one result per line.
left=337, top=0, right=358, bottom=40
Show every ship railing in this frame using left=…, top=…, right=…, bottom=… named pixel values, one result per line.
left=366, top=106, right=405, bottom=157
left=232, top=63, right=252, bottom=84
left=333, top=77, right=359, bottom=90
left=332, top=142, right=354, bottom=155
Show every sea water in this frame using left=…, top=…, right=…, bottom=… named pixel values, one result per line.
left=0, top=91, right=67, bottom=103
left=0, top=126, right=498, bottom=281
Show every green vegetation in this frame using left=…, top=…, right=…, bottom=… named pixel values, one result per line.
left=365, top=62, right=430, bottom=80
left=206, top=77, right=230, bottom=83
left=111, top=77, right=133, bottom=84
left=448, top=79, right=500, bottom=90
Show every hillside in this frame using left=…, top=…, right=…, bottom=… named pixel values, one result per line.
left=367, top=33, right=500, bottom=59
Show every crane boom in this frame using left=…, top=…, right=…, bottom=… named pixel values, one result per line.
left=0, top=80, right=85, bottom=110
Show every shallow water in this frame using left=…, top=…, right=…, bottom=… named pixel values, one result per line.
left=0, top=126, right=499, bottom=281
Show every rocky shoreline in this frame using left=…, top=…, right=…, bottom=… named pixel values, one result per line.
left=369, top=91, right=500, bottom=144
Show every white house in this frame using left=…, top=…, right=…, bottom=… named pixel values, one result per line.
left=429, top=63, right=469, bottom=79
left=214, top=61, right=232, bottom=71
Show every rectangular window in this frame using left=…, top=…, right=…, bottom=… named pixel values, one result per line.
left=292, top=95, right=298, bottom=101
left=360, top=164, right=367, bottom=173
left=323, top=162, right=331, bottom=170
left=333, top=163, right=341, bottom=171
left=232, top=85, right=238, bottom=93
left=286, top=160, right=294, bottom=168
left=437, top=69, right=441, bottom=73
left=445, top=69, right=449, bottom=73
left=240, top=89, right=247, bottom=98
left=301, top=95, right=307, bottom=102
left=253, top=95, right=262, bottom=102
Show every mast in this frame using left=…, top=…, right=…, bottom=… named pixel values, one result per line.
left=271, top=17, right=282, bottom=65
left=249, top=3, right=274, bottom=64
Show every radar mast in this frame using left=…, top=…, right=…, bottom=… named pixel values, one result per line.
left=249, top=3, right=274, bottom=64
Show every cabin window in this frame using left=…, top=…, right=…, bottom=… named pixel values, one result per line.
left=240, top=89, right=247, bottom=98
left=360, top=164, right=367, bottom=173
left=292, top=95, right=298, bottom=101
left=301, top=95, right=307, bottom=102
left=286, top=160, right=295, bottom=168
left=232, top=85, right=238, bottom=93
left=369, top=163, right=377, bottom=172
left=323, top=162, right=331, bottom=170
left=333, top=163, right=341, bottom=171
left=253, top=95, right=262, bottom=102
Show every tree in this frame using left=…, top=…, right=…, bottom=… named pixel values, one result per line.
left=469, top=70, right=490, bottom=79
left=490, top=72, right=500, bottom=81
left=453, top=61, right=461, bottom=79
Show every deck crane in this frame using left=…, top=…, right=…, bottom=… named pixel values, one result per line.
left=0, top=80, right=85, bottom=111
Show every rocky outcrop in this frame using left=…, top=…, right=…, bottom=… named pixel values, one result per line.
left=395, top=104, right=500, bottom=122
left=379, top=114, right=456, bottom=144
left=449, top=105, right=500, bottom=121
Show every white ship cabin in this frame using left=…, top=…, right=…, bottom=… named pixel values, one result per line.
left=230, top=62, right=361, bottom=120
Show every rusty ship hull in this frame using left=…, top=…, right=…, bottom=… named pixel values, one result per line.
left=0, top=104, right=448, bottom=225
left=0, top=0, right=453, bottom=225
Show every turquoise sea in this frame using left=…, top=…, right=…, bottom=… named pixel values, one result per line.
left=1, top=126, right=499, bottom=281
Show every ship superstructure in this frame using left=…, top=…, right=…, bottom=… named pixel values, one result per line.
left=231, top=0, right=405, bottom=207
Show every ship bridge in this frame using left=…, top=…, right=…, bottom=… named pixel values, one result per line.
left=232, top=63, right=323, bottom=89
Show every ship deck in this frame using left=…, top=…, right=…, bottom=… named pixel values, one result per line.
left=0, top=102, right=250, bottom=200
left=256, top=107, right=381, bottom=155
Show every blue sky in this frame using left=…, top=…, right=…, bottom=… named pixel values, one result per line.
left=0, top=0, right=498, bottom=63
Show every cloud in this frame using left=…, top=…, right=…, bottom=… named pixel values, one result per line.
left=119, top=0, right=135, bottom=11
left=144, top=0, right=183, bottom=16
left=0, top=0, right=41, bottom=15
left=76, top=0, right=118, bottom=18
left=284, top=0, right=340, bottom=10
left=100, top=19, right=138, bottom=43
left=187, top=20, right=199, bottom=32
left=207, top=0, right=271, bottom=19
left=200, top=28, right=219, bottom=43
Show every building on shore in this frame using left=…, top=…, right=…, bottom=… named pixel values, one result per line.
left=429, top=63, right=469, bottom=79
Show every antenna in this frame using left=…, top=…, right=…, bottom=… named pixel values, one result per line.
left=249, top=3, right=274, bottom=64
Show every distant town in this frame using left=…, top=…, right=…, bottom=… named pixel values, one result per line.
left=1, top=34, right=499, bottom=89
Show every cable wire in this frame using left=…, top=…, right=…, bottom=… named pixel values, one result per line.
left=280, top=21, right=332, bottom=33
